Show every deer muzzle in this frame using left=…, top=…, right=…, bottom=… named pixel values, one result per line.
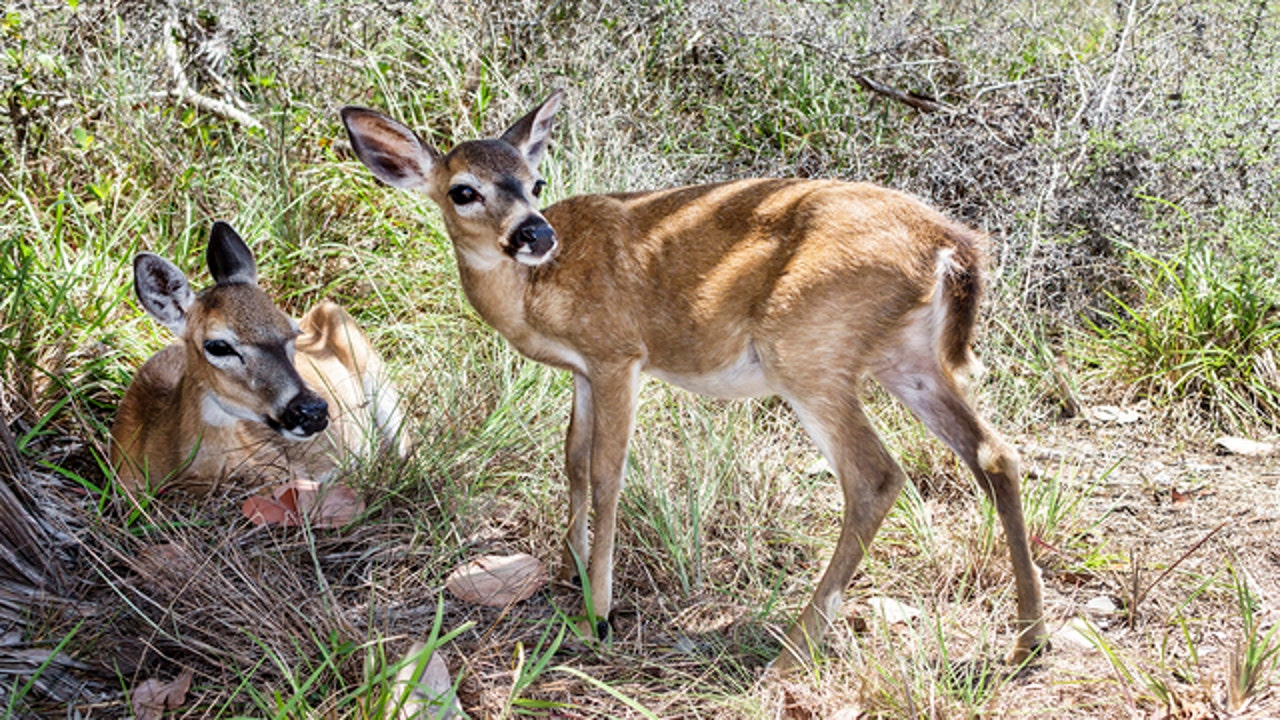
left=507, top=216, right=558, bottom=265
left=275, top=391, right=330, bottom=438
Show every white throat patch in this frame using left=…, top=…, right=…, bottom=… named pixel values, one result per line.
left=201, top=393, right=259, bottom=427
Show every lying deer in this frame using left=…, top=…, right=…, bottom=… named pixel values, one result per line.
left=341, top=90, right=1048, bottom=669
left=111, top=221, right=407, bottom=496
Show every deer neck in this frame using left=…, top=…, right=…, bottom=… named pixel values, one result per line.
left=452, top=243, right=593, bottom=373
left=454, top=244, right=535, bottom=339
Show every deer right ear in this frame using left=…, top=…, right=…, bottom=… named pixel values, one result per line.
left=340, top=107, right=440, bottom=190
left=134, top=253, right=195, bottom=336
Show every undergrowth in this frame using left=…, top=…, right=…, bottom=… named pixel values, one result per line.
left=1087, top=232, right=1280, bottom=431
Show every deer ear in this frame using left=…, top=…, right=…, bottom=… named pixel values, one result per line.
left=207, top=221, right=258, bottom=285
left=341, top=107, right=440, bottom=190
left=134, top=252, right=194, bottom=336
left=500, top=89, right=565, bottom=169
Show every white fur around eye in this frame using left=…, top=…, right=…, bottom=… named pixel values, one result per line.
left=452, top=198, right=486, bottom=218
left=204, top=352, right=241, bottom=370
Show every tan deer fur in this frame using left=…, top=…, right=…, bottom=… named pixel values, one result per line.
left=341, top=90, right=1048, bottom=669
left=111, top=222, right=407, bottom=496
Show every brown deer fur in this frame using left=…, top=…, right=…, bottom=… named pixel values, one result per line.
left=340, top=91, right=1048, bottom=669
left=111, top=222, right=407, bottom=496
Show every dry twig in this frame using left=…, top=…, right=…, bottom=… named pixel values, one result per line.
left=161, top=10, right=263, bottom=131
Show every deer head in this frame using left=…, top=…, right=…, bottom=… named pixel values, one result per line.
left=133, top=222, right=329, bottom=439
left=340, top=90, right=565, bottom=269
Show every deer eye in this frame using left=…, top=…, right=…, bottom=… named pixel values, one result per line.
left=203, top=339, right=239, bottom=358
left=448, top=185, right=480, bottom=205
left=532, top=179, right=547, bottom=198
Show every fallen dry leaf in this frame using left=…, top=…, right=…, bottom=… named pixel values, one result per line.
left=242, top=494, right=301, bottom=526
left=445, top=553, right=547, bottom=607
left=296, top=482, right=365, bottom=528
left=866, top=596, right=921, bottom=625
left=242, top=480, right=365, bottom=528
left=1052, top=618, right=1101, bottom=653
left=132, top=667, right=194, bottom=720
left=1086, top=405, right=1141, bottom=425
left=387, top=642, right=459, bottom=720
left=1084, top=595, right=1118, bottom=617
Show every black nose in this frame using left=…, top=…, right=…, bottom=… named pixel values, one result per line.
left=280, top=393, right=329, bottom=436
left=509, top=217, right=557, bottom=257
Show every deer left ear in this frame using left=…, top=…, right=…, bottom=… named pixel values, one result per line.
left=500, top=89, right=565, bottom=169
left=207, top=221, right=259, bottom=286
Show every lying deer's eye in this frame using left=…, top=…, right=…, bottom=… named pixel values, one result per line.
left=448, top=185, right=479, bottom=205
left=532, top=179, right=547, bottom=198
left=203, top=340, right=238, bottom=358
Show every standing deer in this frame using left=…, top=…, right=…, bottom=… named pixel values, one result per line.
left=112, top=221, right=407, bottom=496
left=340, top=90, right=1048, bottom=669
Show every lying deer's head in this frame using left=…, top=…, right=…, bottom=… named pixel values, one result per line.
left=340, top=90, right=565, bottom=269
left=133, top=222, right=329, bottom=439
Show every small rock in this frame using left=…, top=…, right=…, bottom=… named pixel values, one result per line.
left=1084, top=595, right=1118, bottom=617
left=1214, top=436, right=1276, bottom=457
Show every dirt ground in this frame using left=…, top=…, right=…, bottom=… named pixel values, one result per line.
left=995, top=411, right=1280, bottom=719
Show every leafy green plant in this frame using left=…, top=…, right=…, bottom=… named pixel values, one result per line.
left=505, top=622, right=569, bottom=716
left=1087, top=237, right=1280, bottom=430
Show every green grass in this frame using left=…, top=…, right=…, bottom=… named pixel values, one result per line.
left=1086, top=233, right=1280, bottom=431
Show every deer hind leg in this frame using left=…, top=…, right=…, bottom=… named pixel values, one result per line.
left=873, top=358, right=1048, bottom=664
left=773, top=389, right=910, bottom=671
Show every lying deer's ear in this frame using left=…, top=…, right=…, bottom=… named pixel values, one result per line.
left=340, top=107, right=441, bottom=190
left=134, top=252, right=194, bottom=336
left=207, top=221, right=258, bottom=286
left=500, top=89, right=565, bottom=169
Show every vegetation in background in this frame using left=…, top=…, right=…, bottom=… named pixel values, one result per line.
left=2, top=0, right=1278, bottom=717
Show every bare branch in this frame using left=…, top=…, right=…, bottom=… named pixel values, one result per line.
left=161, top=12, right=263, bottom=131
left=853, top=73, right=951, bottom=114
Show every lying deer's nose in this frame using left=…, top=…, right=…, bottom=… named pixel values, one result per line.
left=281, top=393, right=329, bottom=435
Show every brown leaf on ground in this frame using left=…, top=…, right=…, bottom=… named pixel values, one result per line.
left=297, top=482, right=366, bottom=528
left=445, top=553, right=547, bottom=607
left=866, top=596, right=921, bottom=625
left=131, top=667, right=194, bottom=720
left=241, top=480, right=365, bottom=528
left=242, top=493, right=301, bottom=526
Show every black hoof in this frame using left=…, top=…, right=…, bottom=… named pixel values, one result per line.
left=595, top=618, right=611, bottom=640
